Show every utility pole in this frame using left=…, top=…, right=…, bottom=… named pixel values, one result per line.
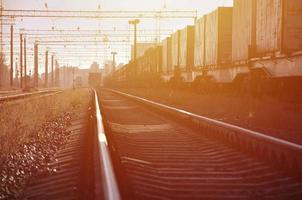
left=34, top=42, right=38, bottom=87
left=10, top=25, right=13, bottom=86
left=111, top=51, right=117, bottom=73
left=129, top=19, right=140, bottom=60
left=20, top=34, right=23, bottom=88
left=24, top=37, right=27, bottom=88
left=45, top=50, right=48, bottom=87
left=51, top=55, right=54, bottom=87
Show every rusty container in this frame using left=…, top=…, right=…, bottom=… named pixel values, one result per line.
left=256, top=0, right=302, bottom=55
left=171, top=30, right=180, bottom=71
left=232, top=0, right=256, bottom=61
left=205, top=7, right=233, bottom=67
left=162, top=37, right=172, bottom=74
left=194, top=16, right=207, bottom=68
left=179, top=26, right=195, bottom=71
left=155, top=45, right=163, bottom=73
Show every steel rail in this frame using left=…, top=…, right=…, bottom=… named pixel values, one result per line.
left=0, top=90, right=20, bottom=94
left=108, top=89, right=302, bottom=150
left=107, top=89, right=302, bottom=172
left=0, top=89, right=62, bottom=102
left=93, top=90, right=121, bottom=200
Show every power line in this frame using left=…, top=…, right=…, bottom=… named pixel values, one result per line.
left=17, top=28, right=173, bottom=32
left=2, top=9, right=197, bottom=19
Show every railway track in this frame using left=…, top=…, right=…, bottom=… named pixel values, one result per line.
left=0, top=89, right=62, bottom=102
left=21, top=107, right=95, bottom=200
left=10, top=89, right=302, bottom=200
left=18, top=90, right=119, bottom=200
left=0, top=90, right=21, bottom=96
left=98, top=89, right=302, bottom=200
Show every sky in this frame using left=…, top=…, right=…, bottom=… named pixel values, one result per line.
left=1, top=0, right=233, bottom=71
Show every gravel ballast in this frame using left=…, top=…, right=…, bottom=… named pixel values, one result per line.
left=0, top=89, right=91, bottom=199
left=0, top=112, right=72, bottom=199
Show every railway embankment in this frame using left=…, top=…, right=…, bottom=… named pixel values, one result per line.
left=0, top=89, right=91, bottom=199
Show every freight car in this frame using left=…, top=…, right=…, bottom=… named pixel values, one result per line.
left=112, top=1, right=302, bottom=94
left=162, top=37, right=172, bottom=81
left=199, top=1, right=302, bottom=85
left=179, top=26, right=195, bottom=81
left=161, top=26, right=195, bottom=82
left=222, top=0, right=302, bottom=85
left=190, top=7, right=233, bottom=83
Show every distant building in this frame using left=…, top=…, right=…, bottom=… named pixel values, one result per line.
left=90, top=62, right=101, bottom=73
left=103, top=60, right=113, bottom=77
left=55, top=66, right=87, bottom=88
left=54, top=62, right=103, bottom=88
left=131, top=43, right=156, bottom=60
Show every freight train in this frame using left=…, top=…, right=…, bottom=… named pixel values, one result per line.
left=111, top=0, right=302, bottom=94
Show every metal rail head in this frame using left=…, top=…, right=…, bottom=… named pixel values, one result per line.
left=107, top=89, right=302, bottom=173
left=0, top=90, right=62, bottom=102
left=93, top=90, right=121, bottom=200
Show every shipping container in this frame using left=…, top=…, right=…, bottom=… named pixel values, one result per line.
left=128, top=60, right=137, bottom=77
left=179, top=26, right=195, bottom=71
left=232, top=0, right=256, bottom=61
left=131, top=43, right=156, bottom=60
left=171, top=30, right=180, bottom=71
left=194, top=16, right=207, bottom=68
left=150, top=47, right=156, bottom=73
left=136, top=56, right=144, bottom=75
left=147, top=47, right=155, bottom=73
left=256, top=0, right=302, bottom=55
left=148, top=47, right=156, bottom=73
left=162, top=37, right=172, bottom=74
left=141, top=49, right=149, bottom=73
left=154, top=45, right=163, bottom=73
left=205, top=7, right=233, bottom=67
